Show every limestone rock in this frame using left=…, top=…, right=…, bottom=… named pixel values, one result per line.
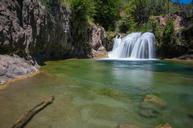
left=0, top=0, right=87, bottom=61
left=0, top=55, right=39, bottom=85
left=0, top=0, right=108, bottom=60
left=90, top=24, right=108, bottom=58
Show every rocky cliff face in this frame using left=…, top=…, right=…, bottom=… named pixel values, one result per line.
left=0, top=0, right=108, bottom=84
left=151, top=14, right=193, bottom=58
left=0, top=0, right=93, bottom=63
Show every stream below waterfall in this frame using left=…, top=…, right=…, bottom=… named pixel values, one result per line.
left=0, top=59, right=193, bottom=128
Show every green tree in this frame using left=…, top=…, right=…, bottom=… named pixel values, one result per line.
left=94, top=0, right=121, bottom=31
left=70, top=0, right=95, bottom=56
left=70, top=0, right=95, bottom=21
left=117, top=0, right=136, bottom=32
left=160, top=20, right=175, bottom=57
left=146, top=0, right=167, bottom=15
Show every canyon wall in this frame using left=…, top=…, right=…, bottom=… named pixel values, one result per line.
left=0, top=0, right=104, bottom=63
left=0, top=0, right=108, bottom=84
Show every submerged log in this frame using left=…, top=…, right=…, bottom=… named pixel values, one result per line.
left=12, top=96, right=55, bottom=128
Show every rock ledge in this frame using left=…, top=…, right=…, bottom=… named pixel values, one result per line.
left=0, top=55, right=39, bottom=85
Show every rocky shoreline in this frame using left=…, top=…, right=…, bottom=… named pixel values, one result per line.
left=0, top=55, right=39, bottom=86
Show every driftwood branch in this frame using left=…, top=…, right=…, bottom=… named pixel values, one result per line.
left=12, top=96, right=55, bottom=128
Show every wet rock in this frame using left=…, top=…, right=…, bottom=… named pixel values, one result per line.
left=117, top=124, right=138, bottom=128
left=155, top=123, right=172, bottom=128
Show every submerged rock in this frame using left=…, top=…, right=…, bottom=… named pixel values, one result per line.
left=138, top=94, right=166, bottom=118
left=144, top=95, right=166, bottom=109
left=155, top=123, right=172, bottom=128
left=138, top=102, right=161, bottom=118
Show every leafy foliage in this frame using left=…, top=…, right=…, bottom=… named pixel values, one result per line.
left=94, top=0, right=121, bottom=31
left=162, top=20, right=174, bottom=49
left=115, top=0, right=169, bottom=32
left=116, top=0, right=136, bottom=33
left=70, top=0, right=95, bottom=21
left=70, top=0, right=96, bottom=56
left=158, top=19, right=178, bottom=57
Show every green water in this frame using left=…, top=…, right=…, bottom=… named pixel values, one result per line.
left=0, top=59, right=193, bottom=128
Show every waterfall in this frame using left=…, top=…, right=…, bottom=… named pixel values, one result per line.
left=108, top=32, right=156, bottom=60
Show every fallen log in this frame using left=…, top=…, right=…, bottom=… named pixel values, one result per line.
left=12, top=96, right=55, bottom=128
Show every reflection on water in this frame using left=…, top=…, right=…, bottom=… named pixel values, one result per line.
left=111, top=61, right=154, bottom=89
left=0, top=59, right=193, bottom=128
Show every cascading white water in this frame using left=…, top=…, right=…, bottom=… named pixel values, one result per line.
left=108, top=32, right=156, bottom=60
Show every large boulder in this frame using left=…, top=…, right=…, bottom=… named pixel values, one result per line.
left=90, top=24, right=108, bottom=58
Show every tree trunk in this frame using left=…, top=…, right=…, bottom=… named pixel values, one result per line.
left=12, top=96, right=55, bottom=128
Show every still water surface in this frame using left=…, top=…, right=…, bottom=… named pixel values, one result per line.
left=0, top=59, right=193, bottom=128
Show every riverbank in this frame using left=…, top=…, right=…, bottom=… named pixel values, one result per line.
left=0, top=55, right=39, bottom=88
